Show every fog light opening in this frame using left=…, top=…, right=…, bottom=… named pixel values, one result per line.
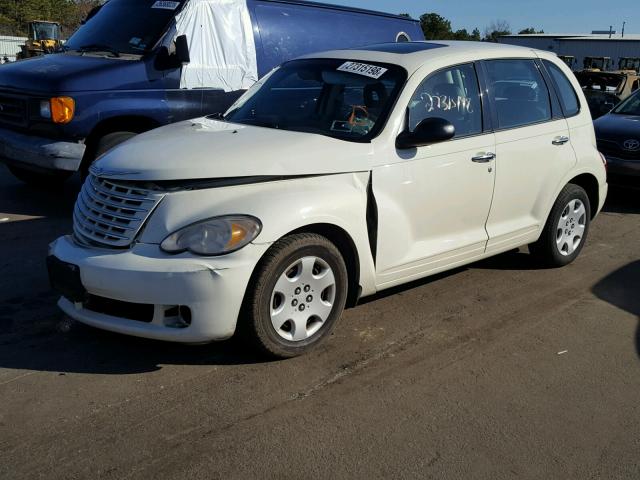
left=163, top=305, right=192, bottom=329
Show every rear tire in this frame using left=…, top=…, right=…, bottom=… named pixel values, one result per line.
left=529, top=184, right=591, bottom=267
left=240, top=233, right=348, bottom=358
left=8, top=165, right=71, bottom=188
left=81, top=131, right=137, bottom=180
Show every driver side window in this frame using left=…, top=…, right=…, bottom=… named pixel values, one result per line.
left=408, top=63, right=483, bottom=138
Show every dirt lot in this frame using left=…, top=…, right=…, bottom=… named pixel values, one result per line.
left=0, top=165, right=638, bottom=479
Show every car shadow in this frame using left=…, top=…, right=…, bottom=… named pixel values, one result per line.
left=0, top=165, right=81, bottom=220
left=592, top=260, right=640, bottom=359
left=0, top=299, right=268, bottom=375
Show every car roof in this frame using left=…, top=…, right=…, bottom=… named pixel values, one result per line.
left=297, top=41, right=552, bottom=74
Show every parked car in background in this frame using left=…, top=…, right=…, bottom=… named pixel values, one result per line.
left=0, top=0, right=423, bottom=186
left=47, top=42, right=607, bottom=358
left=575, top=70, right=640, bottom=118
left=594, top=89, right=640, bottom=185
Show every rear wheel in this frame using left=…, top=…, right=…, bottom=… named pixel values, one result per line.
left=240, top=233, right=348, bottom=358
left=529, top=184, right=591, bottom=267
left=81, top=131, right=137, bottom=180
left=8, top=165, right=71, bottom=188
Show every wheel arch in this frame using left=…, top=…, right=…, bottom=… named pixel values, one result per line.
left=286, top=223, right=361, bottom=308
left=249, top=223, right=362, bottom=309
left=81, top=115, right=162, bottom=170
left=568, top=173, right=600, bottom=219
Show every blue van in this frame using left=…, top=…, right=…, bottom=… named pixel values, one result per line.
left=0, top=0, right=423, bottom=185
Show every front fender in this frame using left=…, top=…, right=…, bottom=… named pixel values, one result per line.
left=139, top=172, right=377, bottom=296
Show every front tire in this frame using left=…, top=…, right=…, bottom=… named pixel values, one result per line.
left=529, top=184, right=591, bottom=267
left=240, top=233, right=348, bottom=358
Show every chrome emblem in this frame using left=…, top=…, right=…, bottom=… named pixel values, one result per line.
left=623, top=139, right=640, bottom=151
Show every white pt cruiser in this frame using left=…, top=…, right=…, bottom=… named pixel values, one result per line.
left=48, top=42, right=607, bottom=358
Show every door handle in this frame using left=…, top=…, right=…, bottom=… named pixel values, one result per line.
left=471, top=152, right=496, bottom=163
left=552, top=136, right=570, bottom=146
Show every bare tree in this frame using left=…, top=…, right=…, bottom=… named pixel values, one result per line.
left=484, top=19, right=512, bottom=42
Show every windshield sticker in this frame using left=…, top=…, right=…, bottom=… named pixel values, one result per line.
left=151, top=1, right=180, bottom=10
left=129, top=37, right=141, bottom=46
left=337, top=62, right=388, bottom=79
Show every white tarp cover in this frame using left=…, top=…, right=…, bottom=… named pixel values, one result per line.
left=175, top=0, right=258, bottom=91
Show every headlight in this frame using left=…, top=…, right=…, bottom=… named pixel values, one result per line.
left=40, top=97, right=75, bottom=124
left=160, top=215, right=262, bottom=256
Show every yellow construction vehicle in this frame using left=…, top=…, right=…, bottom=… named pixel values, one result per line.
left=583, top=56, right=611, bottom=72
left=17, top=21, right=62, bottom=59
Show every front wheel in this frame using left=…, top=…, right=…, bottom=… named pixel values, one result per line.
left=240, top=233, right=349, bottom=358
left=529, top=184, right=591, bottom=267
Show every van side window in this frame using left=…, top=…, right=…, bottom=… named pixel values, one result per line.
left=485, top=59, right=552, bottom=129
left=408, top=63, right=482, bottom=138
left=543, top=60, right=580, bottom=117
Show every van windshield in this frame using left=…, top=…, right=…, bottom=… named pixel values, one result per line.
left=65, top=0, right=184, bottom=55
left=223, top=59, right=407, bottom=142
left=613, top=90, right=640, bottom=115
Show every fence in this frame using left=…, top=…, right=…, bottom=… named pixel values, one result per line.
left=0, top=36, right=27, bottom=62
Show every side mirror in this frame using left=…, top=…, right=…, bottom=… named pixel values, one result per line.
left=175, top=34, right=190, bottom=65
left=396, top=117, right=455, bottom=149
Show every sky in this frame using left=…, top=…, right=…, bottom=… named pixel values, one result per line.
left=320, top=0, right=638, bottom=35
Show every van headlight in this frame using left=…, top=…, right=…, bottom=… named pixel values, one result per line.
left=160, top=215, right=262, bottom=256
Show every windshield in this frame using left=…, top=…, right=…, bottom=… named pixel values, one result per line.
left=613, top=90, right=640, bottom=115
left=224, top=59, right=407, bottom=142
left=32, top=23, right=59, bottom=41
left=65, top=0, right=184, bottom=55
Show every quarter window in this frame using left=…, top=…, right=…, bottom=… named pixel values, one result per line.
left=543, top=60, right=580, bottom=117
left=485, top=59, right=552, bottom=129
left=408, top=63, right=482, bottom=138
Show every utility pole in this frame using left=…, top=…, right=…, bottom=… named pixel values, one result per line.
left=622, top=21, right=626, bottom=38
left=609, top=25, right=613, bottom=38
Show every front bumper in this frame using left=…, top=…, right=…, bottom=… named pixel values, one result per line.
left=604, top=155, right=640, bottom=177
left=0, top=127, right=85, bottom=172
left=49, top=235, right=268, bottom=343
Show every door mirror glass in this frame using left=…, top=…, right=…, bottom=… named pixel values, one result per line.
left=175, top=34, right=190, bottom=65
left=155, top=35, right=190, bottom=70
left=396, top=117, right=455, bottom=149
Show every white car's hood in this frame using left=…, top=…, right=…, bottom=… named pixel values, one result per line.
left=92, top=117, right=375, bottom=181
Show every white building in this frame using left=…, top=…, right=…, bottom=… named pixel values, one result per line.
left=0, top=36, right=27, bottom=62
left=498, top=33, right=640, bottom=71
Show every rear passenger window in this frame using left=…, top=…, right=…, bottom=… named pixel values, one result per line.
left=408, top=63, right=482, bottom=138
left=544, top=60, right=580, bottom=116
left=486, top=59, right=552, bottom=129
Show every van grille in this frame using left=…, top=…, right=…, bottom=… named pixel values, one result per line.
left=73, top=175, right=164, bottom=248
left=0, top=92, right=27, bottom=128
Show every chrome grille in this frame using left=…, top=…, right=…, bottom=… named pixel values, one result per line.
left=73, top=175, right=165, bottom=248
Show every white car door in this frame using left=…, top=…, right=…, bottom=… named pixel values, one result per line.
left=373, top=63, right=497, bottom=288
left=482, top=59, right=576, bottom=254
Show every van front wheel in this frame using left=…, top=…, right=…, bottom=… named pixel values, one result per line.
left=81, top=131, right=137, bottom=180
left=529, top=184, right=591, bottom=267
left=240, top=233, right=348, bottom=358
